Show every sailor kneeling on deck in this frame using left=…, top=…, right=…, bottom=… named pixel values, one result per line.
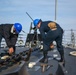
left=33, top=19, right=64, bottom=63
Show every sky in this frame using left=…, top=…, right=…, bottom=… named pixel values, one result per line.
left=0, top=0, right=76, bottom=33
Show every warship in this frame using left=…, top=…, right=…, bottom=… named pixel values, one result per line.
left=0, top=0, right=76, bottom=75
left=0, top=22, right=76, bottom=75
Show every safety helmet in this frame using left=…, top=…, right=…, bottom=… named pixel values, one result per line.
left=14, top=23, right=22, bottom=34
left=33, top=19, right=41, bottom=27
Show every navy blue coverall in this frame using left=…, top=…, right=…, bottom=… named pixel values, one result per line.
left=39, top=21, right=64, bottom=61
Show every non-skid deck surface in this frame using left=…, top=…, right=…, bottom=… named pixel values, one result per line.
left=0, top=47, right=76, bottom=75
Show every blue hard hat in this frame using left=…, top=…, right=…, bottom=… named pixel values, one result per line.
left=33, top=19, right=41, bottom=27
left=14, top=23, right=22, bottom=33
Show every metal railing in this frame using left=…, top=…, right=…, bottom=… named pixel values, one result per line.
left=0, top=33, right=27, bottom=48
left=0, top=29, right=76, bottom=49
left=63, top=29, right=76, bottom=49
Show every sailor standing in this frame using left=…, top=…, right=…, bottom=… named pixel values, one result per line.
left=33, top=19, right=64, bottom=63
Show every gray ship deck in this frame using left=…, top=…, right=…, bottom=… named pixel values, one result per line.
left=0, top=47, right=76, bottom=75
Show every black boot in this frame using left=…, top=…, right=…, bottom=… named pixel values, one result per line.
left=40, top=51, right=48, bottom=63
left=59, top=57, right=64, bottom=62
left=40, top=57, right=48, bottom=63
left=58, top=50, right=64, bottom=62
left=59, top=53, right=64, bottom=62
left=59, top=54, right=65, bottom=67
left=43, top=51, right=48, bottom=63
left=43, top=57, right=48, bottom=63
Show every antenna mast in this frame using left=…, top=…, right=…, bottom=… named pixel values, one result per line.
left=55, top=0, right=57, bottom=22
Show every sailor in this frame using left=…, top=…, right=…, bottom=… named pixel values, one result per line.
left=33, top=19, right=64, bottom=63
left=0, top=23, right=22, bottom=54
